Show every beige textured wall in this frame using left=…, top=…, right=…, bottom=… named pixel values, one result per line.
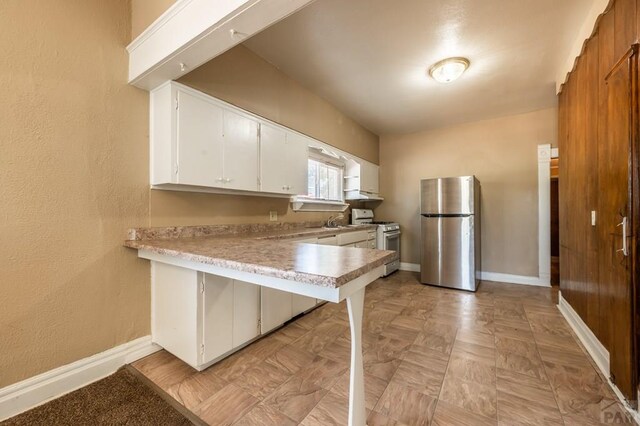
left=0, top=0, right=150, bottom=387
left=129, top=2, right=379, bottom=226
left=179, top=45, right=379, bottom=164
left=131, top=0, right=176, bottom=40
left=375, top=108, right=558, bottom=277
left=149, top=44, right=379, bottom=227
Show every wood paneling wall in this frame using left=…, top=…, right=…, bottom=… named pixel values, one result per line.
left=558, top=0, right=639, bottom=402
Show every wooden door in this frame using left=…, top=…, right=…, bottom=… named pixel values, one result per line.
left=599, top=45, right=638, bottom=401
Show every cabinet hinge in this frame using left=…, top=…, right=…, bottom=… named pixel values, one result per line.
left=174, top=164, right=179, bottom=175
left=257, top=319, right=261, bottom=330
left=200, top=280, right=204, bottom=294
left=200, top=343, right=204, bottom=356
left=257, top=177, right=261, bottom=187
left=175, top=95, right=179, bottom=110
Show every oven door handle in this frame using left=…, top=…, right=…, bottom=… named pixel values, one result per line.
left=384, top=231, right=401, bottom=238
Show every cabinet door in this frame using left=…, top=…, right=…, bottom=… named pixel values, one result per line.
left=292, top=295, right=316, bottom=317
left=233, top=280, right=260, bottom=347
left=223, top=109, right=259, bottom=191
left=285, top=133, right=310, bottom=195
left=260, top=123, right=288, bottom=193
left=260, top=125, right=308, bottom=195
left=360, top=161, right=379, bottom=194
left=261, top=287, right=292, bottom=334
left=176, top=90, right=224, bottom=187
left=202, top=274, right=234, bottom=363
left=354, top=240, right=369, bottom=248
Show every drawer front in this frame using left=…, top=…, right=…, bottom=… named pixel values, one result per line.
left=337, top=230, right=369, bottom=246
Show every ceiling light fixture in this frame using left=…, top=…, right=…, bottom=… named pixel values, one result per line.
left=428, top=57, right=470, bottom=84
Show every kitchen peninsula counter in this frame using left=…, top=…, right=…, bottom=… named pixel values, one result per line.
left=124, top=223, right=392, bottom=288
left=125, top=222, right=390, bottom=426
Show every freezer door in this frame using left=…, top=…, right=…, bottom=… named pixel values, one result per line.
left=420, top=176, right=477, bottom=215
left=420, top=215, right=477, bottom=291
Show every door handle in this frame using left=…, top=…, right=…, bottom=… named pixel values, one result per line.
left=617, top=217, right=628, bottom=256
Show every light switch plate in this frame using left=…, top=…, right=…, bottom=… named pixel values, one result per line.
left=269, top=211, right=278, bottom=222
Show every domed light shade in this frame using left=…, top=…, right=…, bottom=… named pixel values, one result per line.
left=428, top=57, right=470, bottom=83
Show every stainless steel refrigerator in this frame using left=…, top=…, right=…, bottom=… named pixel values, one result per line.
left=420, top=176, right=481, bottom=291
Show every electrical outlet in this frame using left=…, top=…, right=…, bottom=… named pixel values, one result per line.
left=269, top=211, right=278, bottom=222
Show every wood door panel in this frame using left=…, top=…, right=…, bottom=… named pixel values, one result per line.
left=560, top=1, right=638, bottom=403
left=598, top=9, right=616, bottom=352
left=614, top=0, right=637, bottom=61
left=585, top=36, right=602, bottom=340
left=599, top=46, right=637, bottom=400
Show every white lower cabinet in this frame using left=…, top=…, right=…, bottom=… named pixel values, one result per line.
left=152, top=262, right=261, bottom=370
left=232, top=280, right=261, bottom=347
left=151, top=230, right=378, bottom=370
left=202, top=274, right=234, bottom=362
left=292, top=294, right=317, bottom=316
left=261, top=287, right=293, bottom=334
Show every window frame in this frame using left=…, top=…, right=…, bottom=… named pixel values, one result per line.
left=306, top=151, right=345, bottom=202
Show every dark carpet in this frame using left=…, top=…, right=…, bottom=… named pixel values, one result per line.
left=2, top=368, right=194, bottom=426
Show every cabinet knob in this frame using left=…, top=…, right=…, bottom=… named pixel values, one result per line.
left=225, top=178, right=232, bottom=183
left=216, top=177, right=224, bottom=182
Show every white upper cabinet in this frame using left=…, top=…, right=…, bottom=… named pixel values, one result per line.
left=360, top=160, right=379, bottom=194
left=176, top=90, right=224, bottom=187
left=223, top=109, right=258, bottom=191
left=344, top=158, right=380, bottom=199
left=151, top=82, right=376, bottom=201
left=260, top=122, right=308, bottom=195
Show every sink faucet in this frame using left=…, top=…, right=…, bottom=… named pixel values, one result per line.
left=326, top=213, right=345, bottom=228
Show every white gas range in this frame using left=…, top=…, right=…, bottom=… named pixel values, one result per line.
left=351, top=209, right=401, bottom=276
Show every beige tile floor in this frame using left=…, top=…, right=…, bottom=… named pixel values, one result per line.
left=132, top=271, right=635, bottom=425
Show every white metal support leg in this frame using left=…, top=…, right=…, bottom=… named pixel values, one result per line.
left=346, top=287, right=366, bottom=426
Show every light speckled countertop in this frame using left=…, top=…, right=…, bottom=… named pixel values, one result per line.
left=125, top=224, right=395, bottom=288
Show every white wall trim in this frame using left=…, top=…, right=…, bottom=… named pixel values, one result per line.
left=399, top=262, right=420, bottom=272
left=557, top=292, right=609, bottom=375
left=537, top=144, right=552, bottom=287
left=557, top=292, right=640, bottom=424
left=399, top=263, right=550, bottom=287
left=127, top=0, right=315, bottom=90
left=0, top=336, right=160, bottom=422
left=480, top=271, right=551, bottom=287
left=555, top=0, right=610, bottom=93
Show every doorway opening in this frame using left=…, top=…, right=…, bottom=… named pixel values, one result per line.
left=550, top=157, right=559, bottom=286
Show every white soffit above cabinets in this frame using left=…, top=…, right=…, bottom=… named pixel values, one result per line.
left=243, top=0, right=596, bottom=134
left=127, top=0, right=315, bottom=90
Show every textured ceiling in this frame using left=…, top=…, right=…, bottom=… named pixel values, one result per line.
left=243, top=0, right=593, bottom=135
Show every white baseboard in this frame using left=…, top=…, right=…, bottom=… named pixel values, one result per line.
left=557, top=292, right=609, bottom=375
left=0, top=336, right=160, bottom=422
left=557, top=292, right=640, bottom=424
left=399, top=263, right=550, bottom=287
left=480, top=271, right=551, bottom=287
left=399, top=262, right=420, bottom=272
